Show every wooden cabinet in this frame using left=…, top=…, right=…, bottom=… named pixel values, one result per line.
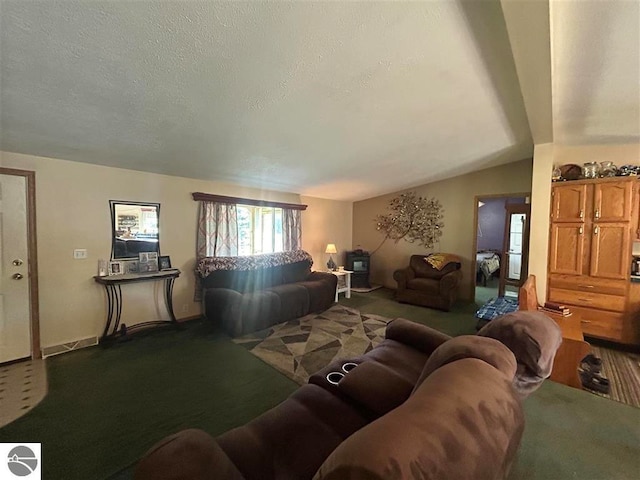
left=550, top=178, right=633, bottom=280
left=589, top=222, right=631, bottom=279
left=547, top=177, right=639, bottom=344
left=551, top=183, right=587, bottom=222
left=593, top=181, right=633, bottom=222
left=549, top=223, right=585, bottom=275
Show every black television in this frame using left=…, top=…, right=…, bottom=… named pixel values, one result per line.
left=346, top=250, right=370, bottom=288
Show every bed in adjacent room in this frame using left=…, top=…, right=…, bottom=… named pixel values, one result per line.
left=476, top=250, right=501, bottom=286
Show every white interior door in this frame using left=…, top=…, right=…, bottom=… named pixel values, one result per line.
left=499, top=203, right=531, bottom=298
left=508, top=213, right=525, bottom=280
left=0, top=174, right=31, bottom=363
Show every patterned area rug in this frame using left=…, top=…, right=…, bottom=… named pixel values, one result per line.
left=233, top=305, right=392, bottom=385
left=588, top=346, right=640, bottom=408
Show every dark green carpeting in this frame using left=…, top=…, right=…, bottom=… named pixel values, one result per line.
left=340, top=287, right=482, bottom=337
left=0, top=321, right=299, bottom=480
left=1, top=289, right=639, bottom=479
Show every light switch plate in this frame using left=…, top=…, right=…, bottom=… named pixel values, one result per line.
left=73, top=249, right=88, bottom=259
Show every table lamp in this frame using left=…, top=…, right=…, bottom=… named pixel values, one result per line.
left=325, top=243, right=337, bottom=271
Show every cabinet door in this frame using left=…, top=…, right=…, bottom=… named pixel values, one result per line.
left=549, top=223, right=585, bottom=275
left=593, top=181, right=633, bottom=222
left=551, top=184, right=588, bottom=222
left=590, top=222, right=631, bottom=279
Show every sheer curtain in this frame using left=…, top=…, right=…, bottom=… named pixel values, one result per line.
left=282, top=208, right=302, bottom=251
left=195, top=202, right=238, bottom=300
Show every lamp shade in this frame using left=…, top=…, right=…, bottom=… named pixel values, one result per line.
left=325, top=243, right=337, bottom=254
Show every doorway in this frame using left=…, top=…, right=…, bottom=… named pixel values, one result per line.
left=498, top=203, right=531, bottom=298
left=472, top=193, right=530, bottom=304
left=0, top=168, right=40, bottom=363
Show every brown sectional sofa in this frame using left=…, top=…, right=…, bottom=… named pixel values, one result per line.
left=135, top=312, right=562, bottom=480
left=197, top=251, right=337, bottom=337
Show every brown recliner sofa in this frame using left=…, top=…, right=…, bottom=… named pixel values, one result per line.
left=197, top=250, right=337, bottom=337
left=393, top=254, right=463, bottom=310
left=134, top=312, right=562, bottom=480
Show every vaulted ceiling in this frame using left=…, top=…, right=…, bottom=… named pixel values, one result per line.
left=1, top=1, right=638, bottom=201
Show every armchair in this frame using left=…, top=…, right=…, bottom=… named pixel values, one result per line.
left=393, top=254, right=462, bottom=311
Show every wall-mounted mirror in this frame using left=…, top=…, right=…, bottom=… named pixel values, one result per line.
left=110, top=200, right=161, bottom=260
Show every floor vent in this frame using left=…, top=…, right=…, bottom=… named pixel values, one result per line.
left=41, top=336, right=98, bottom=358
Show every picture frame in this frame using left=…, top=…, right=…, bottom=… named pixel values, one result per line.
left=126, top=260, right=139, bottom=274
left=138, top=251, right=159, bottom=273
left=108, top=261, right=124, bottom=276
left=159, top=255, right=172, bottom=270
left=97, top=259, right=108, bottom=276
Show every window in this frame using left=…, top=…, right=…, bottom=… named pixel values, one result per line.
left=238, top=205, right=283, bottom=256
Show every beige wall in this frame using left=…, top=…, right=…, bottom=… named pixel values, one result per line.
left=0, top=151, right=351, bottom=350
left=528, top=143, right=554, bottom=304
left=353, top=158, right=533, bottom=299
left=528, top=143, right=640, bottom=304
left=301, top=196, right=353, bottom=271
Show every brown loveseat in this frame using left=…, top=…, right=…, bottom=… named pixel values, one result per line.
left=135, top=312, right=562, bottom=480
left=393, top=254, right=463, bottom=310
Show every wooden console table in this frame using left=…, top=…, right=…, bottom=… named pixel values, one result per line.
left=94, top=269, right=181, bottom=344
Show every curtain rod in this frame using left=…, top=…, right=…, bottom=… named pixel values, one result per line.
left=191, top=192, right=307, bottom=211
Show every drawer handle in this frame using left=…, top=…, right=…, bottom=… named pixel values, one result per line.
left=577, top=285, right=595, bottom=289
left=577, top=298, right=592, bottom=302
left=580, top=320, right=592, bottom=324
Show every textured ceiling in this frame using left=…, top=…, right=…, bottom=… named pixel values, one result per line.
left=1, top=1, right=635, bottom=201
left=551, top=1, right=640, bottom=145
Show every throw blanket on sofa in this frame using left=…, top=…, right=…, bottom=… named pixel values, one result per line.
left=197, top=250, right=313, bottom=277
left=424, top=253, right=462, bottom=271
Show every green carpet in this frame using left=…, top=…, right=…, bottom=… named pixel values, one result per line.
left=0, top=321, right=298, bottom=480
left=339, top=287, right=481, bottom=337
left=512, top=380, right=640, bottom=479
left=475, top=276, right=500, bottom=304
left=0, top=289, right=639, bottom=479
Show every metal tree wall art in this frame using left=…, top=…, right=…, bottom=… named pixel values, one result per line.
left=373, top=192, right=444, bottom=253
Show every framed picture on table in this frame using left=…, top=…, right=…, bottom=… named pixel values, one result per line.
left=126, top=260, right=139, bottom=274
left=139, top=251, right=159, bottom=273
left=159, top=255, right=172, bottom=270
left=108, top=261, right=123, bottom=276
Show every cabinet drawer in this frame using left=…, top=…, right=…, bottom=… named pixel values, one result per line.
left=570, top=306, right=624, bottom=341
left=548, top=288, right=626, bottom=312
left=547, top=275, right=627, bottom=296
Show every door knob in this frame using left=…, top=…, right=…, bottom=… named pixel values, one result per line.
left=12, top=273, right=24, bottom=280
